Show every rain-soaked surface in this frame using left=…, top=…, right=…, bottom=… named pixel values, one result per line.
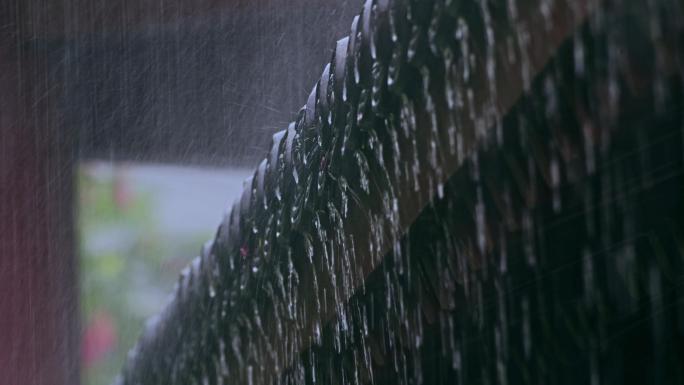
left=1, top=0, right=684, bottom=384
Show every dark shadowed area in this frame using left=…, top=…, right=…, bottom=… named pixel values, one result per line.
left=63, top=0, right=358, bottom=167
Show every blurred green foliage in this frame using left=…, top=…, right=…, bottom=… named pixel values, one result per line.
left=79, top=167, right=204, bottom=385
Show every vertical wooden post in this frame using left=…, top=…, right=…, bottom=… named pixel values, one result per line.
left=0, top=5, right=79, bottom=384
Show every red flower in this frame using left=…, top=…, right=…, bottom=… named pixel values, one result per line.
left=82, top=310, right=117, bottom=367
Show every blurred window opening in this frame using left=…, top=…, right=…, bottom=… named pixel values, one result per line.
left=78, top=162, right=250, bottom=385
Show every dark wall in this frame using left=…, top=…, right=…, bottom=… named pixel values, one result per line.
left=62, top=0, right=359, bottom=167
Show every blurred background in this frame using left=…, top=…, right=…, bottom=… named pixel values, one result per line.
left=78, top=163, right=250, bottom=385
left=0, top=1, right=357, bottom=384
